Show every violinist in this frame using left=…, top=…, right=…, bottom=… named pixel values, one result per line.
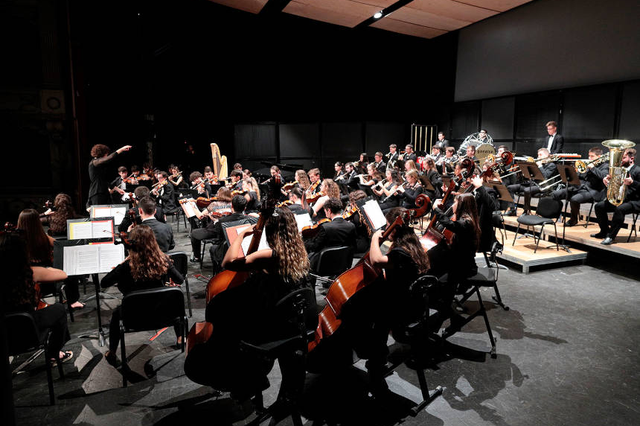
left=118, top=186, right=166, bottom=233
left=109, top=166, right=130, bottom=204
left=40, top=193, right=80, bottom=237
left=128, top=165, right=141, bottom=185
left=203, top=166, right=217, bottom=184
left=102, top=225, right=184, bottom=367
left=168, top=164, right=186, bottom=189
left=184, top=207, right=312, bottom=403
left=152, top=171, right=178, bottom=213
left=294, top=169, right=311, bottom=192
left=18, top=209, right=84, bottom=310
left=507, top=147, right=559, bottom=215
left=303, top=197, right=357, bottom=274
left=307, top=168, right=323, bottom=195
left=429, top=192, right=481, bottom=334
left=139, top=163, right=156, bottom=184
left=190, top=171, right=212, bottom=197
left=227, top=170, right=243, bottom=191
left=309, top=179, right=340, bottom=219
left=1, top=232, right=74, bottom=366
left=397, top=170, right=424, bottom=209
left=285, top=187, right=305, bottom=213
left=135, top=197, right=175, bottom=253
left=87, top=143, right=132, bottom=208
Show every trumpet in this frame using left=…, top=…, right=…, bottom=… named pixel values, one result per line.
left=574, top=153, right=609, bottom=174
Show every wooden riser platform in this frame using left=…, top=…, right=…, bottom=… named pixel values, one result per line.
left=496, top=228, right=587, bottom=273
left=501, top=208, right=640, bottom=260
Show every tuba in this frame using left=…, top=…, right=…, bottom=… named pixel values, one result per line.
left=602, top=139, right=636, bottom=206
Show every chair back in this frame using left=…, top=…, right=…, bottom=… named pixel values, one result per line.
left=4, top=312, right=45, bottom=356
left=167, top=251, right=188, bottom=276
left=491, top=211, right=504, bottom=227
left=274, top=287, right=318, bottom=343
left=121, top=287, right=185, bottom=332
left=315, top=246, right=354, bottom=278
left=536, top=197, right=562, bottom=219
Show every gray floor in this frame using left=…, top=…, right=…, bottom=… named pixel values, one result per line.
left=8, top=218, right=640, bottom=426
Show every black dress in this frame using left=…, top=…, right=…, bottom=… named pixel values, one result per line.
left=88, top=152, right=120, bottom=208
left=183, top=259, right=312, bottom=398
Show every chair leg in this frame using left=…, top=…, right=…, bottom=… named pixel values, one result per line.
left=43, top=347, right=56, bottom=405
left=410, top=368, right=443, bottom=416
left=475, top=289, right=497, bottom=358
left=533, top=224, right=544, bottom=253
left=512, top=223, right=522, bottom=246
left=120, top=325, right=127, bottom=388
left=185, top=278, right=193, bottom=317
left=627, top=213, right=638, bottom=243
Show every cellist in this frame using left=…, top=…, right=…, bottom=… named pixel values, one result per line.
left=184, top=207, right=313, bottom=403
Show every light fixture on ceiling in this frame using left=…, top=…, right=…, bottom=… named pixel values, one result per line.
left=373, top=11, right=383, bottom=19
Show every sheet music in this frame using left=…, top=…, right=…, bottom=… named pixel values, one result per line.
left=239, top=227, right=269, bottom=256
left=92, top=220, right=113, bottom=239
left=68, top=221, right=93, bottom=240
left=180, top=199, right=199, bottom=218
left=294, top=213, right=313, bottom=233
left=62, top=244, right=125, bottom=276
left=363, top=200, right=387, bottom=231
left=91, top=205, right=127, bottom=225
left=67, top=218, right=114, bottom=241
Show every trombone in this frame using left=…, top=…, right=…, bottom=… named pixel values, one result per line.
left=537, top=174, right=563, bottom=192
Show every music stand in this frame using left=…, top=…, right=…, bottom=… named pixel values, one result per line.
left=483, top=182, right=514, bottom=204
left=556, top=164, right=582, bottom=253
left=419, top=175, right=436, bottom=193
left=517, top=162, right=545, bottom=183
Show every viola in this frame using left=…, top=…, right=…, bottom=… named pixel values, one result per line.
left=306, top=194, right=431, bottom=371
left=306, top=191, right=325, bottom=204
left=342, top=204, right=358, bottom=220
left=300, top=218, right=330, bottom=239
left=276, top=199, right=294, bottom=208
left=195, top=196, right=216, bottom=209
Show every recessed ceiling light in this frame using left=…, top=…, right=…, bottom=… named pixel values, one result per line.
left=373, top=11, right=383, bottom=19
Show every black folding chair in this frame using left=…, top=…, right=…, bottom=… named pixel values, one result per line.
left=167, top=251, right=192, bottom=317
left=311, top=246, right=354, bottom=288
left=119, top=287, right=188, bottom=387
left=5, top=312, right=65, bottom=405
left=512, top=196, right=562, bottom=253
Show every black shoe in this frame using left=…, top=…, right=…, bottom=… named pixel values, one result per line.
left=564, top=220, right=578, bottom=227
left=189, top=255, right=201, bottom=263
left=601, top=237, right=614, bottom=245
left=504, top=208, right=516, bottom=217
left=591, top=232, right=607, bottom=239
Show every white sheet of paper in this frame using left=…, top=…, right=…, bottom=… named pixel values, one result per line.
left=68, top=222, right=93, bottom=240
left=239, top=228, right=269, bottom=256
left=294, top=213, right=313, bottom=233
left=92, top=220, right=113, bottom=239
left=363, top=200, right=387, bottom=231
left=98, top=244, right=125, bottom=273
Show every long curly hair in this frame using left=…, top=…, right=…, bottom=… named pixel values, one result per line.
left=17, top=209, right=52, bottom=265
left=127, top=225, right=171, bottom=281
left=48, top=193, right=77, bottom=234
left=0, top=233, right=37, bottom=309
left=385, top=207, right=430, bottom=274
left=321, top=179, right=341, bottom=199
left=264, top=207, right=310, bottom=283
left=295, top=170, right=310, bottom=191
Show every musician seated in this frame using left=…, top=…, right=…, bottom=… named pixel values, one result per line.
left=386, top=144, right=399, bottom=171
left=40, top=193, right=82, bottom=237
left=345, top=190, right=371, bottom=254
left=153, top=171, right=178, bottom=213
left=397, top=170, right=424, bottom=210
left=422, top=157, right=443, bottom=200
left=357, top=163, right=379, bottom=196
left=135, top=197, right=175, bottom=253
left=375, top=169, right=404, bottom=213
left=190, top=171, right=212, bottom=197
left=240, top=178, right=261, bottom=214
left=203, top=166, right=217, bottom=184
left=440, top=146, right=458, bottom=175
left=189, top=194, right=246, bottom=263
left=285, top=188, right=305, bottom=213
left=168, top=164, right=186, bottom=189
left=373, top=151, right=386, bottom=174
left=343, top=162, right=361, bottom=192
left=304, top=198, right=357, bottom=273
left=430, top=145, right=443, bottom=165
left=333, top=161, right=346, bottom=181
left=118, top=186, right=165, bottom=233
left=102, top=225, right=184, bottom=367
left=228, top=170, right=243, bottom=191
left=309, top=179, right=341, bottom=219
left=403, top=144, right=418, bottom=163
left=109, top=166, right=130, bottom=204
left=184, top=208, right=313, bottom=403
left=593, top=148, right=640, bottom=245
left=507, top=148, right=558, bottom=215
left=307, top=168, right=323, bottom=195
left=342, top=207, right=431, bottom=398
left=551, top=147, right=609, bottom=226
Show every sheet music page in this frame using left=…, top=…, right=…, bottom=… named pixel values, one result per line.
left=294, top=213, right=313, bottom=233
left=98, top=244, right=125, bottom=273
left=363, top=200, right=387, bottom=231
left=92, top=220, right=114, bottom=240
left=111, top=207, right=127, bottom=225
left=68, top=221, right=93, bottom=240
left=181, top=200, right=199, bottom=218
left=63, top=245, right=100, bottom=276
left=91, top=207, right=111, bottom=219
left=239, top=227, right=269, bottom=256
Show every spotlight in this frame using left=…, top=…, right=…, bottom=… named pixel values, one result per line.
left=373, top=11, right=383, bottom=19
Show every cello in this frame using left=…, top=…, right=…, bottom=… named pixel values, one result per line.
left=306, top=194, right=431, bottom=369
left=184, top=175, right=282, bottom=383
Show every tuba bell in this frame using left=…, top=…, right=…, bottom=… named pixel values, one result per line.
left=602, top=139, right=636, bottom=206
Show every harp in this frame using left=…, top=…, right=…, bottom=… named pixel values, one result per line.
left=210, top=143, right=228, bottom=180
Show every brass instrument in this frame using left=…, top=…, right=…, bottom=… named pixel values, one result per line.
left=537, top=174, right=563, bottom=192
left=603, top=139, right=636, bottom=206
left=536, top=154, right=561, bottom=166
left=575, top=153, right=609, bottom=174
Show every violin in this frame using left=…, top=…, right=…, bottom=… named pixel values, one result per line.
left=306, top=180, right=321, bottom=196
left=281, top=181, right=298, bottom=192
left=195, top=196, right=217, bottom=209
left=230, top=189, right=248, bottom=196
left=306, top=191, right=326, bottom=205
left=276, top=199, right=294, bottom=208
left=300, top=218, right=330, bottom=238
left=342, top=204, right=358, bottom=219
left=306, top=194, right=431, bottom=371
